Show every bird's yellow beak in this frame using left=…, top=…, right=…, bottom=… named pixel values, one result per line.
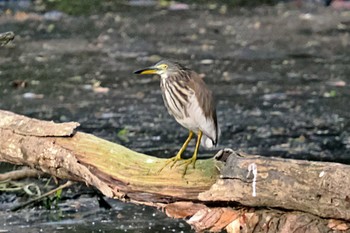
left=134, top=67, right=159, bottom=75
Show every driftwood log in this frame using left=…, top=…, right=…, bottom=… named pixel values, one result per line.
left=0, top=109, right=349, bottom=233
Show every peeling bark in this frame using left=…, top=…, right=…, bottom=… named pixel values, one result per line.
left=0, top=109, right=349, bottom=233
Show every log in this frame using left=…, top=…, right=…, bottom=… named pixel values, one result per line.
left=202, top=149, right=350, bottom=220
left=0, top=109, right=349, bottom=233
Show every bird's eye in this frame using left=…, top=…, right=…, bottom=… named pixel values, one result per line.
left=161, top=64, right=168, bottom=69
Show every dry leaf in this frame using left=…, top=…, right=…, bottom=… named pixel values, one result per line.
left=328, top=219, right=350, bottom=231
left=165, top=202, right=206, bottom=219
left=226, top=218, right=241, bottom=233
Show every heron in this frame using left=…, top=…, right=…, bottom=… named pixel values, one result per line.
left=134, top=60, right=219, bottom=175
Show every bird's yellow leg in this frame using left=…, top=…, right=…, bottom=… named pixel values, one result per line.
left=180, top=130, right=202, bottom=176
left=158, top=131, right=193, bottom=173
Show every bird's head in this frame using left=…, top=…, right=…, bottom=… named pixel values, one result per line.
left=134, top=60, right=185, bottom=78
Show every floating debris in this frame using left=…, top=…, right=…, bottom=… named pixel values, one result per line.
left=326, top=80, right=346, bottom=87
left=43, top=11, right=65, bottom=21
left=22, top=92, right=44, bottom=99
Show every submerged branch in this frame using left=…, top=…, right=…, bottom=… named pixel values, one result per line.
left=0, top=31, right=15, bottom=46
left=10, top=181, right=73, bottom=211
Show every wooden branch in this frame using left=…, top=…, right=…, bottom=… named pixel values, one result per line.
left=0, top=109, right=218, bottom=200
left=0, top=167, right=44, bottom=181
left=1, top=109, right=349, bottom=233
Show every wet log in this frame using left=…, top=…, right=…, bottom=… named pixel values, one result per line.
left=0, top=109, right=349, bottom=233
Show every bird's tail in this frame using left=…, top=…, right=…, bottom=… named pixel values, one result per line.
left=201, top=124, right=220, bottom=149
left=201, top=134, right=218, bottom=149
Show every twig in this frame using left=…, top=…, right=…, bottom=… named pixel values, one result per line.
left=0, top=167, right=44, bottom=181
left=10, top=181, right=74, bottom=211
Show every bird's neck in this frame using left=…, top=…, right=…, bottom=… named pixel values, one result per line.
left=160, top=73, right=168, bottom=80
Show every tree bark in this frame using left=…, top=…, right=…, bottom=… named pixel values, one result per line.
left=0, top=109, right=349, bottom=233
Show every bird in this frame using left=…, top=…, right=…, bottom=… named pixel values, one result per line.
left=134, top=60, right=219, bottom=175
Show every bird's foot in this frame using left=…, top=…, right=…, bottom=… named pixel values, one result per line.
left=177, top=157, right=197, bottom=176
left=157, top=155, right=182, bottom=174
left=157, top=155, right=197, bottom=177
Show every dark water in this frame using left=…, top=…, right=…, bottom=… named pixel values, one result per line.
left=0, top=197, right=190, bottom=232
left=0, top=1, right=349, bottom=232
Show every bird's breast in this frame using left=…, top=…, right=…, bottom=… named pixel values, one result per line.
left=160, top=78, right=191, bottom=120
